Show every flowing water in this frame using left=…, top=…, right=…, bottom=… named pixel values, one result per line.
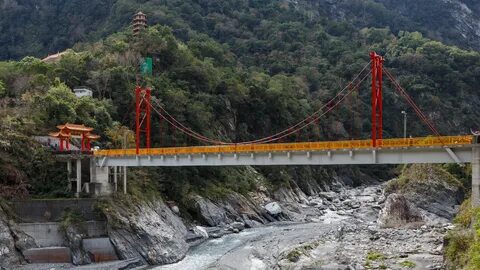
left=154, top=185, right=449, bottom=270
left=154, top=224, right=298, bottom=270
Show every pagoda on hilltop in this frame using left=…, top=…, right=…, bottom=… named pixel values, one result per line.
left=133, top=11, right=147, bottom=36
left=49, top=123, right=100, bottom=151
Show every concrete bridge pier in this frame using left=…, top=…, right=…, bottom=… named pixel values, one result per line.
left=123, top=166, right=127, bottom=194
left=76, top=159, right=81, bottom=198
left=473, top=136, right=480, bottom=207
left=67, top=161, right=72, bottom=191
left=113, top=166, right=118, bottom=192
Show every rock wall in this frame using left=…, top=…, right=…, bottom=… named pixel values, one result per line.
left=103, top=198, right=188, bottom=265
left=385, top=164, right=465, bottom=224
left=0, top=207, right=23, bottom=268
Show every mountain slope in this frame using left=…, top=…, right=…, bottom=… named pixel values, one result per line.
left=1, top=0, right=479, bottom=60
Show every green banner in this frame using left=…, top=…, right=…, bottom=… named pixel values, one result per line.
left=140, top=57, right=153, bottom=76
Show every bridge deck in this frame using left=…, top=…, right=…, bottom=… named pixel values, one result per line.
left=93, top=136, right=474, bottom=167
left=95, top=136, right=472, bottom=157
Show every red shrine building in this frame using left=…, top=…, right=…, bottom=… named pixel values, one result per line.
left=49, top=123, right=100, bottom=151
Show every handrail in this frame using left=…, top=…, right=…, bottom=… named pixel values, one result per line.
left=94, top=135, right=473, bottom=157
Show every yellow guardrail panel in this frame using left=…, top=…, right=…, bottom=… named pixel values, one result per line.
left=93, top=135, right=473, bottom=157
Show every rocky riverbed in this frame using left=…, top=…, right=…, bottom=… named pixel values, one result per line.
left=3, top=165, right=462, bottom=270
left=156, top=184, right=454, bottom=270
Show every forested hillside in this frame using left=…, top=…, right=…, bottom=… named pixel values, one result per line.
left=1, top=0, right=479, bottom=60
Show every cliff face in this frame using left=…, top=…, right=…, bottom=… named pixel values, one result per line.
left=102, top=198, right=189, bottom=265
left=294, top=0, right=480, bottom=51
left=379, top=0, right=480, bottom=49
left=0, top=206, right=22, bottom=268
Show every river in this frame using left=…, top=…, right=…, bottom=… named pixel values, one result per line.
left=155, top=222, right=337, bottom=270
left=155, top=185, right=448, bottom=270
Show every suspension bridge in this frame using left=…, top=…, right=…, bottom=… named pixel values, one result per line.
left=55, top=52, right=480, bottom=204
left=93, top=52, right=476, bottom=167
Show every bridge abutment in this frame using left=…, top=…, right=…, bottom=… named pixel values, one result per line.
left=473, top=136, right=480, bottom=207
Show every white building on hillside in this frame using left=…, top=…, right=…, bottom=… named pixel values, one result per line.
left=73, top=87, right=93, bottom=98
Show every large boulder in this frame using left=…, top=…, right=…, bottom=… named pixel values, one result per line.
left=386, top=164, right=464, bottom=220
left=103, top=198, right=188, bottom=265
left=192, top=195, right=231, bottom=226
left=377, top=193, right=423, bottom=228
left=264, top=202, right=282, bottom=216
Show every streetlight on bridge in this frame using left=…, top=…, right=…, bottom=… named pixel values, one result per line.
left=401, top=110, right=407, bottom=139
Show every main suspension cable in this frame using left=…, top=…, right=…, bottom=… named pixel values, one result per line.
left=147, top=61, right=371, bottom=145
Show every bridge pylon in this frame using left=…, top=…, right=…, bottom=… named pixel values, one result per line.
left=135, top=86, right=151, bottom=154
left=370, top=52, right=384, bottom=147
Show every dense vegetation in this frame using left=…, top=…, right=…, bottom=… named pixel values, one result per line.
left=445, top=198, right=480, bottom=269
left=1, top=0, right=479, bottom=61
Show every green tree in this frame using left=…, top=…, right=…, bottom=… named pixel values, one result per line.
left=0, top=80, right=6, bottom=98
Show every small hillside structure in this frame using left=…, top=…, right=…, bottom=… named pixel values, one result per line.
left=73, top=87, right=93, bottom=98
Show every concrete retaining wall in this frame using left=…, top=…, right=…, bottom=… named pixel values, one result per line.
left=23, top=247, right=72, bottom=263
left=83, top=238, right=118, bottom=262
left=10, top=199, right=103, bottom=222
left=19, top=221, right=107, bottom=247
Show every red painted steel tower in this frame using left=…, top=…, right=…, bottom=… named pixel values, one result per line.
left=135, top=86, right=151, bottom=154
left=370, top=52, right=384, bottom=147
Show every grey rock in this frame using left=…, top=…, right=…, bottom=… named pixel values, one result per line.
left=230, top=222, right=245, bottom=231
left=0, top=206, right=23, bottom=267
left=64, top=224, right=91, bottom=265
left=193, top=196, right=230, bottom=226
left=194, top=226, right=209, bottom=239
left=244, top=218, right=262, bottom=228
left=171, top=205, right=180, bottom=215
left=386, top=164, right=465, bottom=220
left=9, top=222, right=37, bottom=253
left=264, top=202, right=282, bottom=216
left=308, top=198, right=324, bottom=207
left=221, top=193, right=268, bottom=224
left=105, top=199, right=188, bottom=265
left=187, top=226, right=209, bottom=247
left=377, top=193, right=424, bottom=228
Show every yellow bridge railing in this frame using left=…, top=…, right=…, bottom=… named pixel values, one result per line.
left=94, top=135, right=473, bottom=157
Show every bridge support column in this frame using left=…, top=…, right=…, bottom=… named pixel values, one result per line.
left=473, top=140, right=480, bottom=207
left=123, top=166, right=127, bottom=194
left=67, top=161, right=72, bottom=191
left=113, top=166, right=118, bottom=193
left=76, top=159, right=81, bottom=198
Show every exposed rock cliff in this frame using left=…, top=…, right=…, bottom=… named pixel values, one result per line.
left=385, top=164, right=464, bottom=222
left=0, top=204, right=24, bottom=268
left=294, top=0, right=480, bottom=50
left=102, top=198, right=188, bottom=265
